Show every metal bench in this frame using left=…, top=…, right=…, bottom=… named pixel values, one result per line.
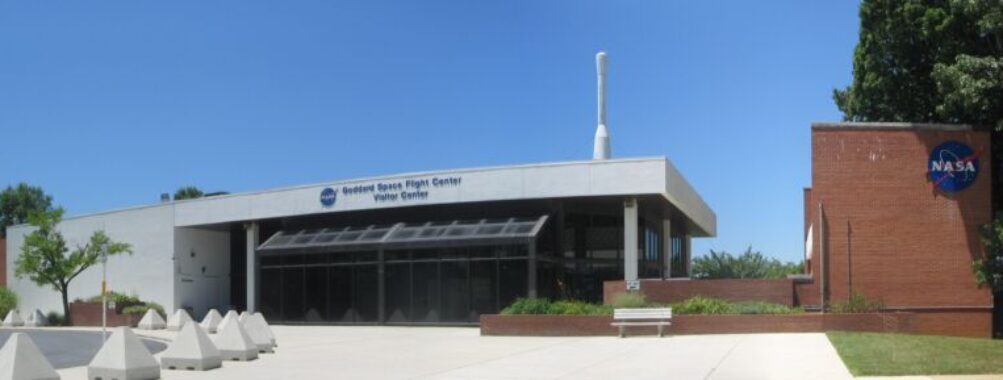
left=611, top=308, right=672, bottom=337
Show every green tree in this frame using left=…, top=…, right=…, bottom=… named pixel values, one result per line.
left=691, top=247, right=803, bottom=279
left=974, top=217, right=1003, bottom=292
left=0, top=183, right=53, bottom=238
left=15, top=209, right=132, bottom=326
left=173, top=186, right=204, bottom=201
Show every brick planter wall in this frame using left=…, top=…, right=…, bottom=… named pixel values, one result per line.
left=603, top=279, right=795, bottom=306
left=480, top=313, right=918, bottom=337
left=69, top=301, right=140, bottom=327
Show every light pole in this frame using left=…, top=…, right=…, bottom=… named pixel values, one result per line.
left=100, top=242, right=108, bottom=341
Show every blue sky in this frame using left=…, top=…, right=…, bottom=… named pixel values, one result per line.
left=0, top=1, right=861, bottom=262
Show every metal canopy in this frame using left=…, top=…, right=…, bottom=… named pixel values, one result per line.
left=257, top=215, right=549, bottom=254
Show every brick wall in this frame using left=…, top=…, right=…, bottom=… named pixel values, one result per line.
left=69, top=301, right=140, bottom=327
left=808, top=125, right=992, bottom=336
left=603, top=279, right=795, bottom=306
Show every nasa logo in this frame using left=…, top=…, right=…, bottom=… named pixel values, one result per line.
left=928, top=141, right=980, bottom=193
left=320, top=187, right=337, bottom=207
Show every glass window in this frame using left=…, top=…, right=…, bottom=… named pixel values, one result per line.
left=385, top=263, right=411, bottom=323
left=329, top=266, right=355, bottom=322
left=440, top=260, right=469, bottom=322
left=498, top=260, right=527, bottom=310
left=470, top=260, right=497, bottom=321
left=412, top=261, right=440, bottom=323
left=260, top=268, right=282, bottom=321
left=354, top=265, right=379, bottom=322
left=304, top=267, right=327, bottom=322
left=281, top=267, right=305, bottom=321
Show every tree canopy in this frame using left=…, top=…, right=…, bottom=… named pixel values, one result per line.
left=173, top=186, right=204, bottom=201
left=0, top=183, right=53, bottom=238
left=834, top=0, right=1003, bottom=129
left=15, top=208, right=131, bottom=325
left=691, top=247, right=803, bottom=279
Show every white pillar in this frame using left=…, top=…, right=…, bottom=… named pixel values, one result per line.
left=662, top=219, right=672, bottom=278
left=623, top=198, right=638, bottom=282
left=245, top=222, right=258, bottom=313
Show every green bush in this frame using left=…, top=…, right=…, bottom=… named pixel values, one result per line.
left=500, top=298, right=552, bottom=315
left=729, top=301, right=802, bottom=315
left=611, top=292, right=647, bottom=308
left=45, top=311, right=65, bottom=326
left=121, top=302, right=166, bottom=318
left=86, top=291, right=141, bottom=306
left=0, top=287, right=17, bottom=318
left=670, top=296, right=731, bottom=314
left=831, top=292, right=884, bottom=313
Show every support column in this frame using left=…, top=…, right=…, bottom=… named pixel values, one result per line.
left=684, top=233, right=692, bottom=278
left=527, top=243, right=537, bottom=298
left=623, top=198, right=638, bottom=283
left=245, top=222, right=258, bottom=313
left=662, top=219, right=672, bottom=279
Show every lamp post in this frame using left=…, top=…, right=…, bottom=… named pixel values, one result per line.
left=100, top=242, right=108, bottom=341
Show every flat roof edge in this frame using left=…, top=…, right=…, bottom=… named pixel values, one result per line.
left=811, top=121, right=973, bottom=131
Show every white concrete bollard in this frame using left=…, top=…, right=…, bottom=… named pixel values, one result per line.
left=3, top=310, right=24, bottom=327
left=240, top=313, right=274, bottom=353
left=166, top=309, right=193, bottom=331
left=212, top=313, right=258, bottom=361
left=0, top=332, right=60, bottom=380
left=200, top=309, right=223, bottom=334
left=136, top=309, right=165, bottom=330
left=87, top=327, right=160, bottom=380
left=24, top=310, right=47, bottom=327
left=252, top=313, right=277, bottom=347
left=160, top=322, right=222, bottom=371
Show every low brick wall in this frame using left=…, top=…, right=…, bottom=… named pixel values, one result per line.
left=603, top=279, right=795, bottom=306
left=69, top=301, right=140, bottom=327
left=480, top=313, right=917, bottom=337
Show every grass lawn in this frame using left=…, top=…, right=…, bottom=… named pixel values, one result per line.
left=827, top=332, right=1003, bottom=376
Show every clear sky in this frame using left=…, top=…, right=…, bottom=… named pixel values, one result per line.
left=0, top=1, right=861, bottom=263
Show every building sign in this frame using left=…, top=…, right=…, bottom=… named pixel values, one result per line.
left=320, top=176, right=463, bottom=206
left=928, top=141, right=980, bottom=193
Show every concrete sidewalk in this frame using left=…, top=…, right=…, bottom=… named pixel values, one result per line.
left=53, top=326, right=853, bottom=379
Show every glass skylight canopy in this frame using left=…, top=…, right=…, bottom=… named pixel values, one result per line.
left=257, top=215, right=549, bottom=254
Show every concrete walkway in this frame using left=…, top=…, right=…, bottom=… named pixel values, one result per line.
left=50, top=326, right=852, bottom=379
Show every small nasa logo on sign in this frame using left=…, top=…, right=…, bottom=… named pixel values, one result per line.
left=320, top=187, right=337, bottom=207
left=928, top=141, right=980, bottom=193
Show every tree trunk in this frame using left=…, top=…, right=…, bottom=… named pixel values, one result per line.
left=61, top=289, right=71, bottom=326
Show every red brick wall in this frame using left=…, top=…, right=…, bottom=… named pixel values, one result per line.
left=480, top=313, right=918, bottom=336
left=69, top=301, right=140, bottom=327
left=603, top=279, right=795, bottom=306
left=0, top=239, right=6, bottom=287
left=809, top=125, right=992, bottom=336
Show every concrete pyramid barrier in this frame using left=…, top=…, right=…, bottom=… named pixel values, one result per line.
left=252, top=313, right=276, bottom=346
left=136, top=309, right=165, bottom=330
left=241, top=314, right=275, bottom=353
left=238, top=311, right=250, bottom=324
left=0, top=332, right=60, bottom=380
left=3, top=310, right=24, bottom=327
left=212, top=314, right=258, bottom=361
left=24, top=310, right=46, bottom=327
left=167, top=309, right=193, bottom=331
left=200, top=309, right=223, bottom=334
left=160, top=322, right=222, bottom=371
left=87, top=326, right=160, bottom=380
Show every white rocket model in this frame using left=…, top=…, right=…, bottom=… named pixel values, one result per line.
left=593, top=51, right=611, bottom=160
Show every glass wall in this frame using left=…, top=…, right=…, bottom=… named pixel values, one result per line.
left=258, top=245, right=528, bottom=325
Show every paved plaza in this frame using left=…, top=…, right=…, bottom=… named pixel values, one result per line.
left=38, top=326, right=855, bottom=379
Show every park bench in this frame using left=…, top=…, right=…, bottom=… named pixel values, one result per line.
left=611, top=308, right=672, bottom=338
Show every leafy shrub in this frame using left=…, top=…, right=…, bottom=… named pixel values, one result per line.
left=45, top=311, right=65, bottom=326
left=122, top=302, right=166, bottom=318
left=86, top=291, right=141, bottom=306
left=692, top=247, right=803, bottom=279
left=501, top=298, right=552, bottom=315
left=0, top=287, right=17, bottom=318
left=611, top=292, right=647, bottom=308
left=670, top=296, right=731, bottom=314
left=831, top=292, right=884, bottom=313
left=728, top=301, right=802, bottom=314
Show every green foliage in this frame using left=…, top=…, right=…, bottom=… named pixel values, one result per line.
left=611, top=292, right=647, bottom=308
left=15, top=208, right=133, bottom=325
left=121, top=303, right=165, bottom=318
left=85, top=290, right=164, bottom=318
left=0, top=287, right=17, bottom=318
left=670, top=296, right=731, bottom=314
left=831, top=292, right=885, bottom=313
left=0, top=183, right=53, bottom=239
left=45, top=311, right=65, bottom=326
left=692, top=247, right=803, bottom=279
left=974, top=217, right=1003, bottom=291
left=728, top=301, right=803, bottom=315
left=500, top=298, right=612, bottom=316
left=173, top=186, right=204, bottom=201
left=86, top=291, right=140, bottom=305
